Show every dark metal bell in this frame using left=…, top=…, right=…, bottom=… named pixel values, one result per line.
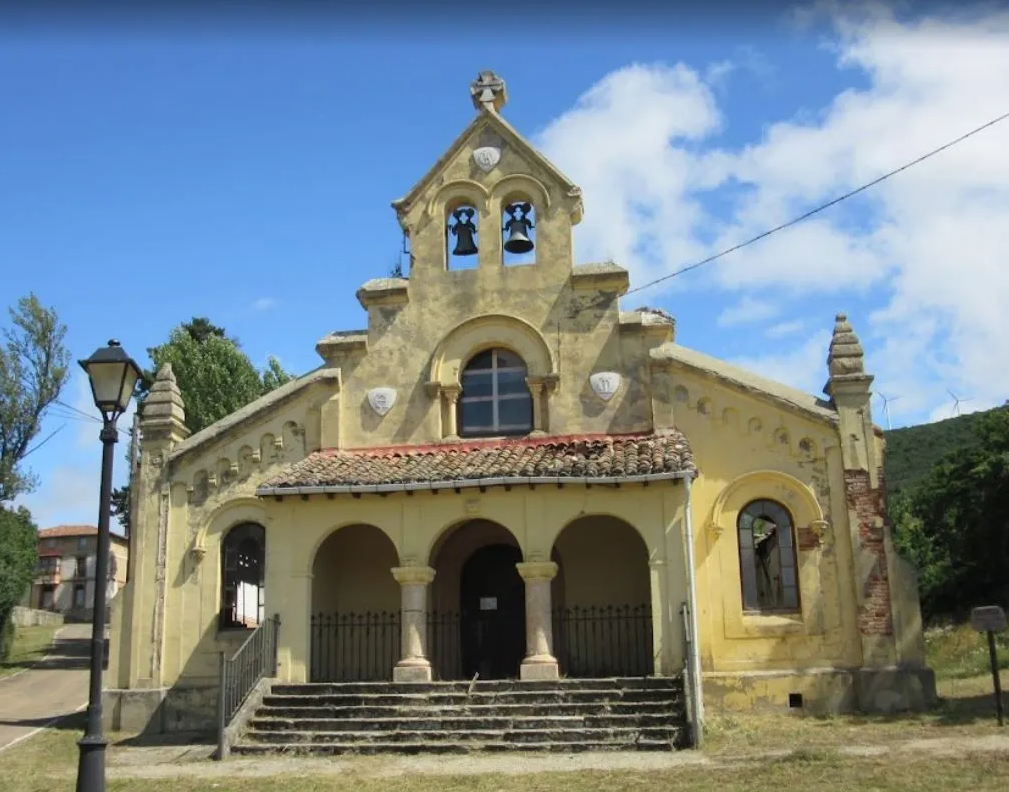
left=503, top=202, right=535, bottom=255
left=450, top=208, right=479, bottom=256
left=504, top=227, right=534, bottom=254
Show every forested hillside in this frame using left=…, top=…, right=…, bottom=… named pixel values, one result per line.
left=883, top=410, right=989, bottom=496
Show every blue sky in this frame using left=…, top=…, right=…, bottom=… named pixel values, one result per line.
left=4, top=2, right=1009, bottom=530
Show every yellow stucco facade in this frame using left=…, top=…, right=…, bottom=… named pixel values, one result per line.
left=105, top=71, right=935, bottom=736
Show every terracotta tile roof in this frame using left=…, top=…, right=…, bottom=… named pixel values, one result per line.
left=259, top=432, right=695, bottom=492
left=38, top=525, right=98, bottom=539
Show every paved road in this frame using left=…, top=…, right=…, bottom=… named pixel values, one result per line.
left=0, top=623, right=92, bottom=752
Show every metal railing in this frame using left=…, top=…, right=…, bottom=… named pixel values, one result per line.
left=217, top=613, right=280, bottom=757
left=308, top=604, right=654, bottom=682
left=310, top=611, right=401, bottom=682
left=553, top=604, right=653, bottom=678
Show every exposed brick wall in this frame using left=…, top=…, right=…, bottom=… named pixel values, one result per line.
left=797, top=526, right=821, bottom=552
left=845, top=467, right=894, bottom=636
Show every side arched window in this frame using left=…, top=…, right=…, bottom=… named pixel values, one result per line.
left=458, top=348, right=533, bottom=438
left=737, top=500, right=799, bottom=613
left=220, top=522, right=265, bottom=630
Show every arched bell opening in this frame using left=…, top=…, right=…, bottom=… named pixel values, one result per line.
left=445, top=201, right=480, bottom=270
left=501, top=198, right=536, bottom=266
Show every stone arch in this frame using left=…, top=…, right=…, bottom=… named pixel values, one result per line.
left=427, top=518, right=524, bottom=681
left=707, top=470, right=825, bottom=538
left=550, top=514, right=653, bottom=677
left=428, top=313, right=555, bottom=390
left=309, top=523, right=401, bottom=682
left=426, top=178, right=490, bottom=220
left=489, top=174, right=552, bottom=214
left=192, top=497, right=268, bottom=558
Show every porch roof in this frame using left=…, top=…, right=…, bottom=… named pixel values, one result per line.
left=256, top=431, right=696, bottom=495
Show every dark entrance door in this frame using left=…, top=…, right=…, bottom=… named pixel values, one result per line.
left=460, top=543, right=525, bottom=680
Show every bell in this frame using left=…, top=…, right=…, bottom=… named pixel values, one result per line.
left=504, top=226, right=534, bottom=254
left=451, top=209, right=479, bottom=256
left=503, top=202, right=535, bottom=255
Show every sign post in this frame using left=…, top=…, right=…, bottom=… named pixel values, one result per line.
left=970, top=605, right=1006, bottom=727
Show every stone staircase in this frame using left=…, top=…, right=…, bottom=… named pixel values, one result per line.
left=232, top=677, right=690, bottom=755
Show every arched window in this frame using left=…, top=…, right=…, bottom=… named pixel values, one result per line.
left=459, top=348, right=533, bottom=438
left=220, top=522, right=265, bottom=630
left=737, top=500, right=799, bottom=613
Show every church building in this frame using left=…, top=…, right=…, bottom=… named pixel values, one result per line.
left=105, top=71, right=936, bottom=739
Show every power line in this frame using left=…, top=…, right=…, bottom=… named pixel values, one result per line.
left=22, top=423, right=67, bottom=459
left=623, top=109, right=1009, bottom=299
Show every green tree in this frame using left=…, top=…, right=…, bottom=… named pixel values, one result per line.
left=0, top=293, right=70, bottom=503
left=894, top=406, right=1009, bottom=622
left=0, top=505, right=38, bottom=660
left=111, top=318, right=294, bottom=533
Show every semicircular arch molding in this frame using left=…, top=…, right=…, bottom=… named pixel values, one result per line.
left=548, top=512, right=658, bottom=561
left=489, top=174, right=552, bottom=213
left=427, top=179, right=491, bottom=218
left=194, top=497, right=269, bottom=555
left=429, top=313, right=555, bottom=388
left=707, top=470, right=825, bottom=537
left=423, top=516, right=525, bottom=569
left=304, top=520, right=400, bottom=577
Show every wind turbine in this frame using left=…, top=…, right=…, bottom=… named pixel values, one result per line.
left=876, top=392, right=901, bottom=430
left=947, top=389, right=973, bottom=418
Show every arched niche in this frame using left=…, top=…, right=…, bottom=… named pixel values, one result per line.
left=706, top=470, right=826, bottom=541
left=551, top=515, right=653, bottom=677
left=492, top=175, right=550, bottom=268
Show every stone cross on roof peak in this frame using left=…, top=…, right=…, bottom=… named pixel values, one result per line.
left=470, top=70, right=508, bottom=114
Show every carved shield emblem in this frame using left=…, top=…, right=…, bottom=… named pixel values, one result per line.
left=367, top=387, right=397, bottom=416
left=472, top=146, right=501, bottom=173
left=589, top=372, right=622, bottom=401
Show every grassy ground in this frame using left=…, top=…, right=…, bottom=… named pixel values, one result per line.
left=4, top=624, right=1008, bottom=792
left=0, top=624, right=61, bottom=679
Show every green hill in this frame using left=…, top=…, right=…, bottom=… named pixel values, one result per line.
left=882, top=408, right=994, bottom=496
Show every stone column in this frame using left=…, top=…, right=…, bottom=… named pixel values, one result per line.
left=442, top=386, right=461, bottom=439
left=526, top=379, right=545, bottom=434
left=391, top=566, right=436, bottom=682
left=516, top=561, right=559, bottom=680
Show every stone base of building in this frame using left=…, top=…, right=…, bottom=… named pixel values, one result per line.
left=703, top=665, right=938, bottom=715
left=103, top=686, right=218, bottom=736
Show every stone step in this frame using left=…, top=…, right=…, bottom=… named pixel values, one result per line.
left=256, top=700, right=680, bottom=720
left=241, top=725, right=686, bottom=746
left=262, top=689, right=683, bottom=709
left=250, top=712, right=684, bottom=732
left=271, top=678, right=682, bottom=697
left=232, top=739, right=680, bottom=756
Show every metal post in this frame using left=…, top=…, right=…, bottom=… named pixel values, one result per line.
left=988, top=630, right=1004, bottom=727
left=75, top=422, right=117, bottom=792
left=217, top=650, right=229, bottom=760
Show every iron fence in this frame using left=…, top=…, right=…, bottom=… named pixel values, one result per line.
left=553, top=604, right=653, bottom=678
left=310, top=611, right=401, bottom=682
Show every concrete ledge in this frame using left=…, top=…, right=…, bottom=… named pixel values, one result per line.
left=104, top=685, right=218, bottom=736
left=703, top=665, right=938, bottom=715
left=11, top=606, right=65, bottom=627
left=218, top=676, right=275, bottom=760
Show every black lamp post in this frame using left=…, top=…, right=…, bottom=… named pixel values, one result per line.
left=76, top=339, right=141, bottom=792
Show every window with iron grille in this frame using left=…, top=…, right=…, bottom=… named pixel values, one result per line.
left=458, top=348, right=533, bottom=438
left=737, top=499, right=800, bottom=613
left=220, top=522, right=265, bottom=630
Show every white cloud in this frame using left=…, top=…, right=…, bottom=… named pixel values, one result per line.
left=717, top=295, right=779, bottom=327
left=728, top=331, right=833, bottom=397
left=251, top=297, right=275, bottom=311
left=536, top=6, right=1009, bottom=422
left=766, top=320, right=806, bottom=339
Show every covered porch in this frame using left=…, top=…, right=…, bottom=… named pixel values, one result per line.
left=247, top=432, right=697, bottom=686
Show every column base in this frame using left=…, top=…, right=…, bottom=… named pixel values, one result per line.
left=393, top=661, right=433, bottom=682
left=520, top=657, right=559, bottom=681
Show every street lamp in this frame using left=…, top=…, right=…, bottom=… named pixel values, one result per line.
left=76, top=339, right=141, bottom=792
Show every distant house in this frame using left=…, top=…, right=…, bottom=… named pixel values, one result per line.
left=28, top=525, right=129, bottom=621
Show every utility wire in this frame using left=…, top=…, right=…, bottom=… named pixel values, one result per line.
left=623, top=109, right=1009, bottom=299
left=22, top=423, right=67, bottom=459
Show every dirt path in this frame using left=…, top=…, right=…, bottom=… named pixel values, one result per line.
left=102, top=734, right=1009, bottom=779
left=0, top=623, right=91, bottom=752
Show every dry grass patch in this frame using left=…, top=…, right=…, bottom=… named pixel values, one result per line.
left=0, top=624, right=61, bottom=679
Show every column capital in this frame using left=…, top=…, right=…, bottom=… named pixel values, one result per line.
left=516, top=561, right=558, bottom=581
left=391, top=565, right=436, bottom=586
